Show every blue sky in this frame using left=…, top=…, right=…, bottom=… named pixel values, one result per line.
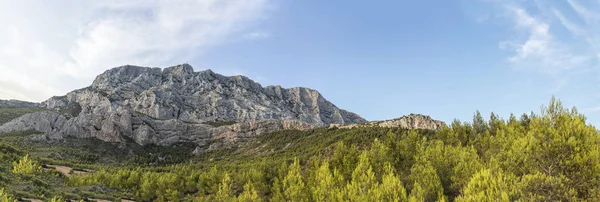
left=1, top=0, right=599, bottom=125
left=194, top=0, right=600, bottom=125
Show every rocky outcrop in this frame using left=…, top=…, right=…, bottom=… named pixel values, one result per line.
left=0, top=99, right=40, bottom=108
left=79, top=64, right=364, bottom=125
left=0, top=111, right=66, bottom=140
left=329, top=114, right=446, bottom=130
left=0, top=64, right=364, bottom=151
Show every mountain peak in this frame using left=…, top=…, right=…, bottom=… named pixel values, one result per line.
left=7, top=64, right=368, bottom=146
left=163, top=64, right=194, bottom=75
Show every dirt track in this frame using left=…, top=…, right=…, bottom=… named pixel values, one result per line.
left=45, top=165, right=89, bottom=176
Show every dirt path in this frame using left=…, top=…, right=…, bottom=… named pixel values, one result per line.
left=89, top=199, right=136, bottom=202
left=22, top=198, right=43, bottom=202
left=46, top=165, right=89, bottom=176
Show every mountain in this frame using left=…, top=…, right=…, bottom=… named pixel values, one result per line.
left=329, top=114, right=446, bottom=130
left=0, top=64, right=367, bottom=150
left=0, top=99, right=39, bottom=108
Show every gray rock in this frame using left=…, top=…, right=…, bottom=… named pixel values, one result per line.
left=80, top=64, right=366, bottom=125
left=330, top=114, right=446, bottom=130
left=0, top=111, right=66, bottom=134
left=1, top=64, right=364, bottom=153
left=0, top=99, right=40, bottom=108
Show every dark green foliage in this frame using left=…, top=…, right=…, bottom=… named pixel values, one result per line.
left=204, top=119, right=237, bottom=127
left=0, top=98, right=599, bottom=201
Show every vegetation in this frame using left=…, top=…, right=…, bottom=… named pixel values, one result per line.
left=55, top=102, right=82, bottom=119
left=0, top=188, right=16, bottom=202
left=0, top=98, right=599, bottom=201
left=204, top=119, right=238, bottom=127
left=12, top=154, right=42, bottom=175
left=0, top=108, right=43, bottom=125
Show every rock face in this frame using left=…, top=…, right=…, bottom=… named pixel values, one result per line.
left=329, top=114, right=446, bottom=130
left=0, top=99, right=40, bottom=108
left=0, top=111, right=66, bottom=134
left=0, top=64, right=364, bottom=150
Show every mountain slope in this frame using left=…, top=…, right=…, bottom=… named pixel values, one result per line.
left=0, top=99, right=39, bottom=108
left=0, top=64, right=366, bottom=149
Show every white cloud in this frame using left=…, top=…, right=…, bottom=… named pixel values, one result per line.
left=243, top=31, right=271, bottom=40
left=499, top=6, right=592, bottom=74
left=566, top=0, right=600, bottom=22
left=0, top=0, right=271, bottom=102
left=490, top=0, right=600, bottom=113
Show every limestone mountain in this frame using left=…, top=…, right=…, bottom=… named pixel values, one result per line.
left=0, top=64, right=365, bottom=150
left=329, top=114, right=446, bottom=130
left=0, top=99, right=39, bottom=108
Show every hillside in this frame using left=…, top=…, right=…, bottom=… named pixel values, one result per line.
left=0, top=98, right=599, bottom=201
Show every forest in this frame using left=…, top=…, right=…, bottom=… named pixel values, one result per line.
left=1, top=98, right=599, bottom=201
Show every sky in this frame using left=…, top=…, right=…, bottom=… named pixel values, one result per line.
left=1, top=0, right=600, bottom=126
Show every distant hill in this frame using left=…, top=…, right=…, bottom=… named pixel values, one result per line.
left=0, top=99, right=39, bottom=108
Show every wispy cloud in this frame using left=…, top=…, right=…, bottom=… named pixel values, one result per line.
left=243, top=31, right=272, bottom=40
left=499, top=5, right=592, bottom=74
left=589, top=106, right=600, bottom=112
left=484, top=0, right=600, bottom=112
left=0, top=0, right=272, bottom=101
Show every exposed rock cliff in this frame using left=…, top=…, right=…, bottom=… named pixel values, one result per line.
left=0, top=64, right=363, bottom=150
left=329, top=114, right=446, bottom=130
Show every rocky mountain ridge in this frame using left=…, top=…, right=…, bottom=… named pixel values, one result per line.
left=0, top=64, right=445, bottom=153
left=0, top=99, right=40, bottom=108
left=329, top=114, right=446, bottom=130
left=0, top=64, right=363, bottom=151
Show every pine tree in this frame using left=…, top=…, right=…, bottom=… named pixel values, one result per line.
left=455, top=169, right=514, bottom=202
left=237, top=182, right=261, bottom=202
left=12, top=154, right=42, bottom=175
left=379, top=163, right=408, bottom=202
left=310, top=161, right=335, bottom=202
left=215, top=173, right=235, bottom=202
left=346, top=152, right=377, bottom=202
left=368, top=139, right=392, bottom=180
left=472, top=110, right=488, bottom=135
left=283, top=158, right=309, bottom=202
left=0, top=188, right=16, bottom=202
left=270, top=177, right=285, bottom=202
left=518, top=172, right=577, bottom=202
left=331, top=142, right=359, bottom=181
left=409, top=159, right=445, bottom=202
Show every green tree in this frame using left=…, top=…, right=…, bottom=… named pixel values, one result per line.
left=238, top=182, right=261, bottom=202
left=455, top=169, right=515, bottom=202
left=215, top=173, right=235, bottom=202
left=409, top=159, right=445, bottom=202
left=270, top=177, right=286, bottom=202
left=397, top=130, right=427, bottom=182
left=472, top=110, right=488, bottom=135
left=379, top=163, right=408, bottom=202
left=310, top=161, right=335, bottom=202
left=331, top=142, right=359, bottom=181
left=522, top=98, right=600, bottom=198
left=518, top=172, right=577, bottom=202
left=283, top=158, right=309, bottom=202
left=12, top=154, right=41, bottom=175
left=368, top=139, right=392, bottom=180
left=346, top=152, right=377, bottom=202
left=0, top=188, right=16, bottom=202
